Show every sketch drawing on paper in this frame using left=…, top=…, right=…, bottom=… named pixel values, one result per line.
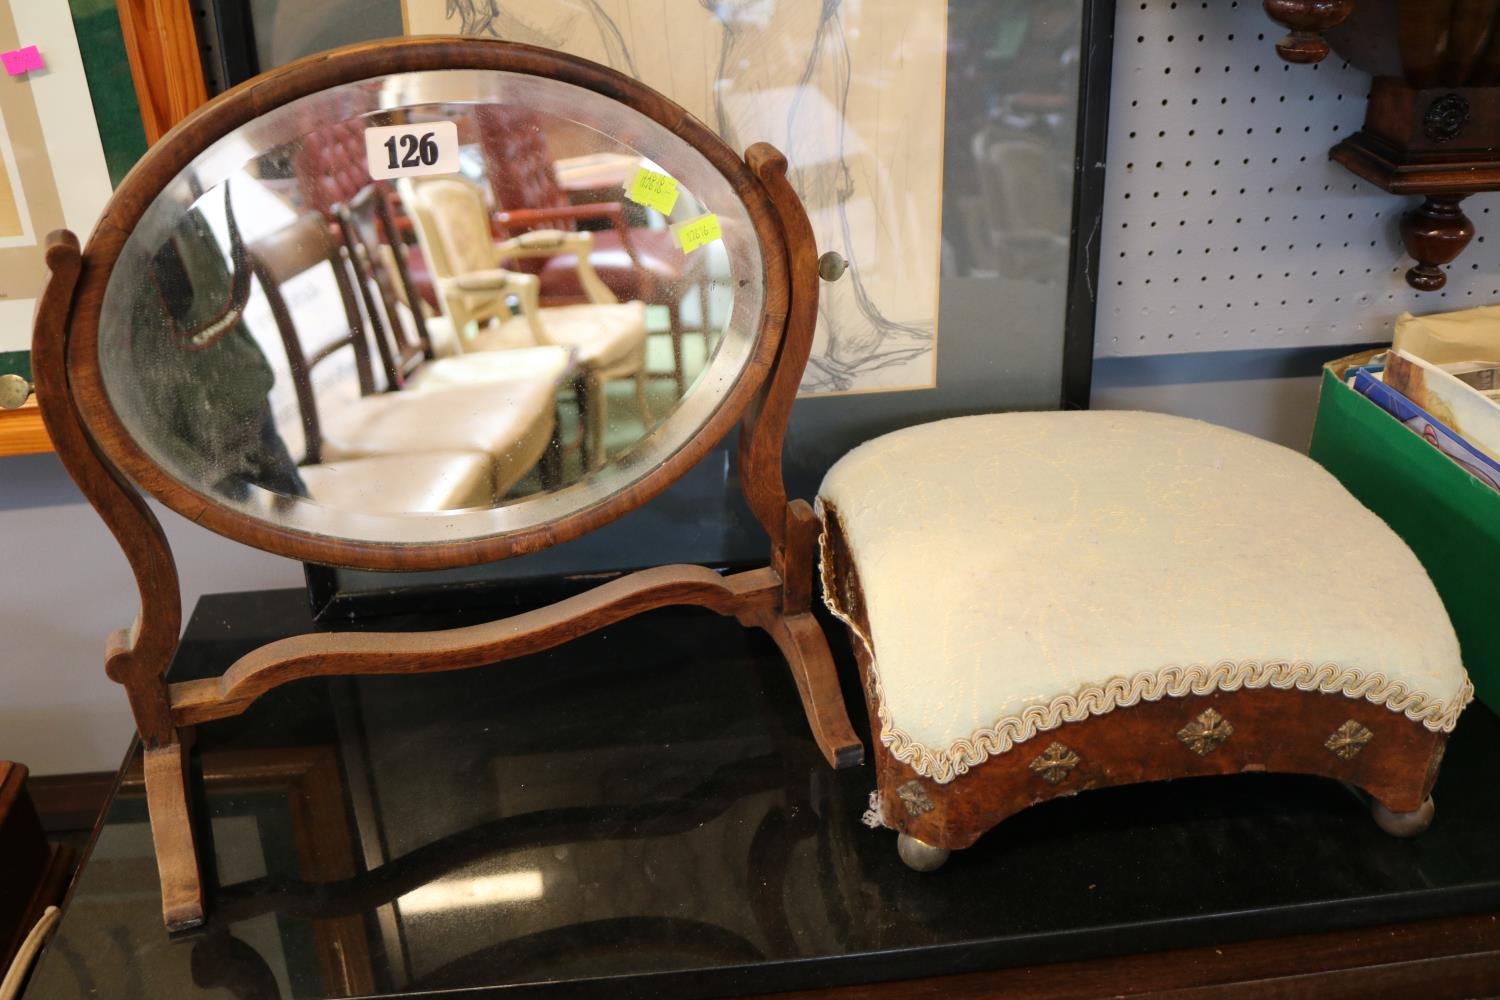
left=0, top=121, right=26, bottom=241
left=406, top=0, right=947, bottom=395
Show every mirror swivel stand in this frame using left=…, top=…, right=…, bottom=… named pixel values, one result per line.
left=34, top=146, right=862, bottom=932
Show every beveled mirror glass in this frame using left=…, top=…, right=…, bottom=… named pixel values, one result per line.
left=92, top=67, right=769, bottom=551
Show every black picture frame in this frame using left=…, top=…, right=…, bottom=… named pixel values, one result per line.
left=1066, top=0, right=1118, bottom=409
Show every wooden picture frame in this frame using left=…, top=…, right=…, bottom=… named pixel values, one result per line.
left=0, top=0, right=152, bottom=452
left=114, top=0, right=207, bottom=145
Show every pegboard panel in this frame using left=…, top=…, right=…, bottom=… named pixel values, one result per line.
left=1096, top=0, right=1500, bottom=357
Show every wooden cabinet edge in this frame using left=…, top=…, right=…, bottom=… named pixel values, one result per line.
left=115, top=0, right=209, bottom=145
left=0, top=398, right=54, bottom=457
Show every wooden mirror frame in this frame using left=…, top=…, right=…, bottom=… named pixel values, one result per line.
left=32, top=37, right=862, bottom=931
left=62, top=39, right=792, bottom=570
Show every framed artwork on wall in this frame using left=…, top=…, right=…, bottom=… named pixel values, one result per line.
left=0, top=2, right=135, bottom=384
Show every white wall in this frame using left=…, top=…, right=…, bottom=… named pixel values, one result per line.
left=1090, top=346, right=1343, bottom=453
left=0, top=452, right=301, bottom=774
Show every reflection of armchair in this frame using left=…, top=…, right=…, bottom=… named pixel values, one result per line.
left=403, top=176, right=649, bottom=471
left=338, top=182, right=436, bottom=374
left=247, top=213, right=564, bottom=501
left=973, top=136, right=1071, bottom=281
left=337, top=183, right=572, bottom=488
left=473, top=106, right=709, bottom=394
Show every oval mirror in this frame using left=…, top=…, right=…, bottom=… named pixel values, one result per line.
left=70, top=42, right=787, bottom=568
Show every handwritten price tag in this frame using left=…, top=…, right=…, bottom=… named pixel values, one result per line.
left=671, top=213, right=721, bottom=254
left=365, top=121, right=460, bottom=181
left=625, top=165, right=680, bottom=215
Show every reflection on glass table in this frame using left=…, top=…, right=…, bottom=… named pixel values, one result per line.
left=23, top=589, right=1500, bottom=999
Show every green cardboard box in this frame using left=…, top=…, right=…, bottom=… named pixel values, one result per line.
left=1309, top=350, right=1498, bottom=713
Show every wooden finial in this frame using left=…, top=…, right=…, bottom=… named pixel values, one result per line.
left=1263, top=0, right=1356, bottom=64
left=1400, top=195, right=1475, bottom=292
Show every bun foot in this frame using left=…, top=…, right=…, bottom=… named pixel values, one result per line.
left=897, top=833, right=950, bottom=872
left=1372, top=795, right=1435, bottom=838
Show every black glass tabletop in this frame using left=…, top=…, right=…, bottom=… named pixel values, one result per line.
left=22, top=586, right=1500, bottom=999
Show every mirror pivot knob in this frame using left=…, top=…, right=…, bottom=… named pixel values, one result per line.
left=0, top=373, right=32, bottom=410
left=818, top=251, right=848, bottom=282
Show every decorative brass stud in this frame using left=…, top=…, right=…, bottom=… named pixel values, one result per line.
left=1325, top=719, right=1374, bottom=761
left=1029, top=741, right=1082, bottom=785
left=1177, top=708, right=1234, bottom=756
left=895, top=779, right=934, bottom=817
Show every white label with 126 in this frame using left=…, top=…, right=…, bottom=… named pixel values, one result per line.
left=364, top=121, right=460, bottom=181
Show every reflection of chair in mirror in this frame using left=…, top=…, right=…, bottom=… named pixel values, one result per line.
left=336, top=181, right=437, bottom=372
left=337, top=184, right=575, bottom=404
left=973, top=136, right=1071, bottom=281
left=403, top=175, right=649, bottom=470
left=248, top=212, right=565, bottom=499
left=292, top=118, right=438, bottom=311
left=472, top=106, right=711, bottom=396
left=336, top=184, right=574, bottom=488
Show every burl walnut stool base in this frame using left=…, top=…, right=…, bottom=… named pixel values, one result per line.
left=818, top=411, right=1472, bottom=867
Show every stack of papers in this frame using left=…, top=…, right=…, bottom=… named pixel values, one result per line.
left=1345, top=304, right=1500, bottom=493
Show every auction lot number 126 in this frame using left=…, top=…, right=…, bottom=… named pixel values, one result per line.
left=365, top=120, right=460, bottom=181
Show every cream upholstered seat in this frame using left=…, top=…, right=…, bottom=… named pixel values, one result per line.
left=393, top=346, right=573, bottom=493
left=300, top=450, right=494, bottom=513
left=320, top=378, right=560, bottom=496
left=248, top=211, right=567, bottom=499
left=469, top=302, right=647, bottom=370
left=818, top=411, right=1472, bottom=787
left=401, top=344, right=573, bottom=394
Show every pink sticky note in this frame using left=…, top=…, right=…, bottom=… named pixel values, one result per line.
left=2, top=46, right=44, bottom=77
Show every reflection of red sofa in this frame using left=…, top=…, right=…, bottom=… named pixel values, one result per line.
left=471, top=106, right=706, bottom=391
left=294, top=119, right=438, bottom=310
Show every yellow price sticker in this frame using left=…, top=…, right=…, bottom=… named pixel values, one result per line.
left=626, top=165, right=680, bottom=215
left=672, top=213, right=721, bottom=254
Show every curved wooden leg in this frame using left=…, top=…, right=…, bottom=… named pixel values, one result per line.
left=668, top=299, right=686, bottom=396
left=633, top=371, right=652, bottom=429
left=760, top=613, right=864, bottom=769
left=144, top=741, right=205, bottom=932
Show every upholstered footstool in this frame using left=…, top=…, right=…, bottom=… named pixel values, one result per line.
left=817, top=411, right=1473, bottom=870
